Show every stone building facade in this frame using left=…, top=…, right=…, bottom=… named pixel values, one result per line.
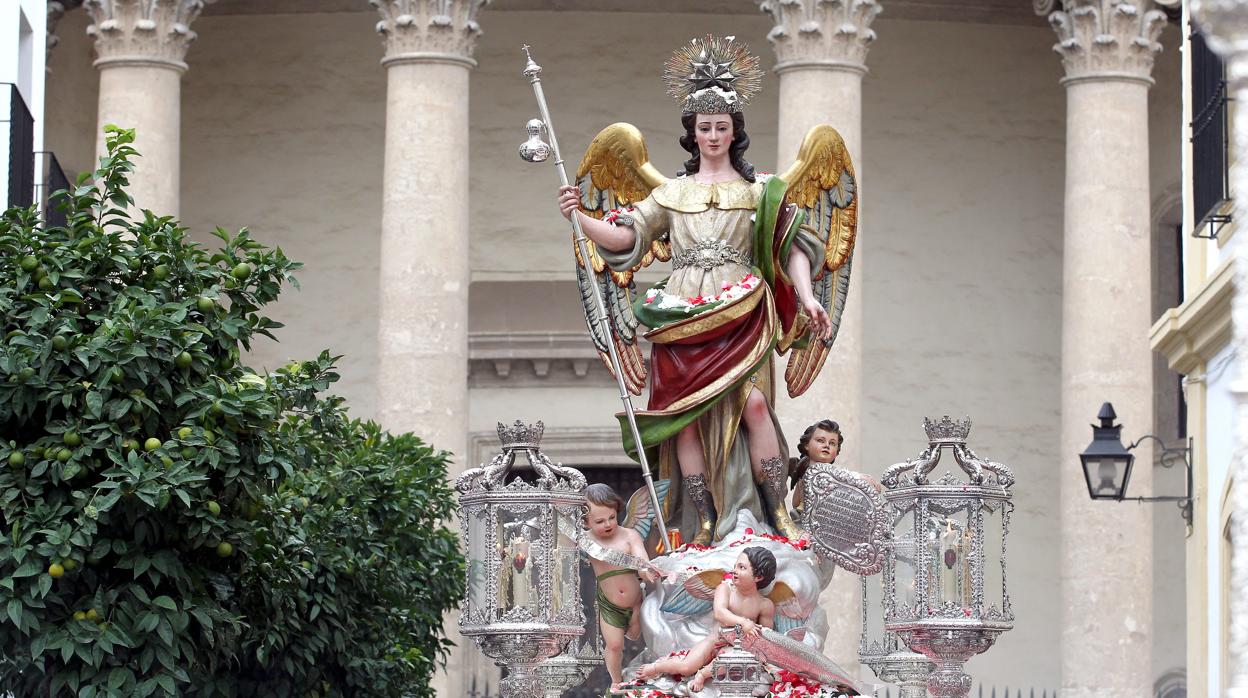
left=24, top=0, right=1201, bottom=695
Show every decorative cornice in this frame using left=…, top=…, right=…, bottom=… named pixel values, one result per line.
left=369, top=0, right=489, bottom=68
left=467, top=331, right=625, bottom=388
left=758, top=0, right=882, bottom=75
left=84, top=0, right=212, bottom=72
left=1034, top=0, right=1168, bottom=86
left=1150, top=256, right=1234, bottom=375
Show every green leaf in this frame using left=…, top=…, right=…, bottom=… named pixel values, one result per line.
left=152, top=595, right=177, bottom=611
left=12, top=558, right=41, bottom=578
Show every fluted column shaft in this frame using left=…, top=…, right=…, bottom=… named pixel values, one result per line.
left=84, top=0, right=207, bottom=217
left=760, top=0, right=880, bottom=674
left=1191, top=3, right=1248, bottom=694
left=372, top=0, right=484, bottom=465
left=370, top=4, right=485, bottom=693
left=1036, top=1, right=1167, bottom=695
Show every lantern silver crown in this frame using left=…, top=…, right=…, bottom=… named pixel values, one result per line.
left=923, top=415, right=971, bottom=445
left=497, top=419, right=546, bottom=450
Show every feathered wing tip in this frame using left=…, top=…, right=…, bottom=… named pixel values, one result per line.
left=663, top=34, right=764, bottom=111
left=779, top=124, right=858, bottom=398
left=571, top=123, right=667, bottom=395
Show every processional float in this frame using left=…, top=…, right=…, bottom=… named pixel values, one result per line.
left=455, top=39, right=1018, bottom=698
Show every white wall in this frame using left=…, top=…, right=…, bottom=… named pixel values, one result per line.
left=0, top=0, right=47, bottom=211
left=1204, top=313, right=1238, bottom=693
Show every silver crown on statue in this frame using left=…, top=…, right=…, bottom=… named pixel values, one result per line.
left=497, top=420, right=545, bottom=450
left=923, top=415, right=971, bottom=445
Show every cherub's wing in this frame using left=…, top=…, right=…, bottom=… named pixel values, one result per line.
left=767, top=581, right=808, bottom=635
left=778, top=125, right=858, bottom=398
left=660, top=569, right=726, bottom=616
left=621, top=479, right=671, bottom=544
left=573, top=123, right=669, bottom=395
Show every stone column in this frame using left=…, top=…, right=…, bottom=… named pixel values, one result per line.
left=368, top=3, right=485, bottom=694
left=759, top=0, right=880, bottom=673
left=370, top=0, right=483, bottom=463
left=83, top=0, right=208, bottom=217
left=1034, top=2, right=1166, bottom=696
left=1191, top=3, right=1248, bottom=694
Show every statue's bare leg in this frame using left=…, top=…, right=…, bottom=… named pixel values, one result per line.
left=677, top=424, right=717, bottom=546
left=602, top=617, right=627, bottom=689
left=742, top=387, right=804, bottom=540
left=640, top=634, right=719, bottom=680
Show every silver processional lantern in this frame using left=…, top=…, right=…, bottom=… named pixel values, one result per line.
left=455, top=421, right=588, bottom=698
left=878, top=416, right=1015, bottom=698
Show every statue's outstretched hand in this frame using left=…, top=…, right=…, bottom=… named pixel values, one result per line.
left=557, top=185, right=580, bottom=221
left=802, top=297, right=832, bottom=340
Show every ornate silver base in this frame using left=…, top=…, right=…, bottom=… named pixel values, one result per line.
left=891, top=625, right=1002, bottom=698
left=469, top=630, right=580, bottom=698
left=537, top=652, right=601, bottom=697
left=863, top=651, right=934, bottom=698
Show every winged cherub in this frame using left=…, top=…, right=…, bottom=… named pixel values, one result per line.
left=555, top=35, right=858, bottom=546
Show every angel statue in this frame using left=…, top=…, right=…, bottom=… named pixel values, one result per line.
left=555, top=35, right=857, bottom=547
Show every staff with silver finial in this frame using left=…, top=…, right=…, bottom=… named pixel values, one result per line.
left=517, top=45, right=671, bottom=550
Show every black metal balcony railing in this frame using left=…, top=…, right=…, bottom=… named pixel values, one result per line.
left=4, top=82, right=36, bottom=209
left=1190, top=27, right=1232, bottom=240
left=36, top=151, right=69, bottom=229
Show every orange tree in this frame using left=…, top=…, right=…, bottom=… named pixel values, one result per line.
left=0, top=127, right=463, bottom=697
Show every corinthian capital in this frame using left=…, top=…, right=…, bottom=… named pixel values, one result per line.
left=369, top=0, right=490, bottom=68
left=1034, top=0, right=1168, bottom=85
left=758, top=0, right=882, bottom=74
left=84, top=0, right=211, bottom=71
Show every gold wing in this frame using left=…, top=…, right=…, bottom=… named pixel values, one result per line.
left=778, top=125, right=858, bottom=398
left=765, top=581, right=805, bottom=620
left=573, top=123, right=669, bottom=395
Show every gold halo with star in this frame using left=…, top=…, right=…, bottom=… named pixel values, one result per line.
left=663, top=34, right=764, bottom=114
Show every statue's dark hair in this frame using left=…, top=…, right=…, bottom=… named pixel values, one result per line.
left=791, top=419, right=844, bottom=489
left=797, top=419, right=843, bottom=459
left=742, top=546, right=777, bottom=589
left=677, top=112, right=756, bottom=182
left=586, top=483, right=624, bottom=516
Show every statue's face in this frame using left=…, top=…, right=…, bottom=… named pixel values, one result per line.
left=807, top=428, right=841, bottom=464
left=732, top=552, right=757, bottom=590
left=694, top=113, right=733, bottom=160
left=585, top=501, right=619, bottom=539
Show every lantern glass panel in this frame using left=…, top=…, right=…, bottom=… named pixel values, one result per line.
left=929, top=506, right=973, bottom=609
left=466, top=504, right=492, bottom=614
left=860, top=571, right=888, bottom=655
left=980, top=501, right=1006, bottom=616
left=552, top=508, right=581, bottom=618
left=498, top=505, right=543, bottom=615
left=891, top=505, right=919, bottom=613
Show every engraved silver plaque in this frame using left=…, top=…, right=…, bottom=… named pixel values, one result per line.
left=798, top=463, right=890, bottom=575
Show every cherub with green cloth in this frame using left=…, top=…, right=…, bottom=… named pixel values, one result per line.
left=585, top=483, right=657, bottom=692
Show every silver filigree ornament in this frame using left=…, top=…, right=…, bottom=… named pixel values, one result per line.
left=456, top=421, right=589, bottom=698
left=877, top=417, right=1015, bottom=698
left=798, top=463, right=891, bottom=575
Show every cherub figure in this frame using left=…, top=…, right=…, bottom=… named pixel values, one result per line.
left=789, top=419, right=842, bottom=512
left=638, top=546, right=778, bottom=693
left=585, top=483, right=654, bottom=691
